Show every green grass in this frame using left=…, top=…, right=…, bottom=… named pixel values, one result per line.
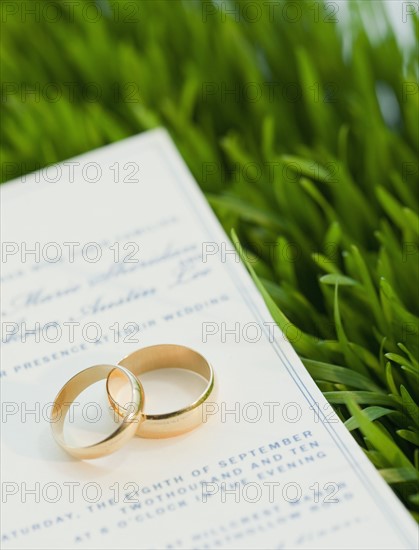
left=1, top=0, right=418, bottom=517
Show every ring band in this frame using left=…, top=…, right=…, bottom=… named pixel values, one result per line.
left=107, top=345, right=215, bottom=438
left=51, top=365, right=144, bottom=459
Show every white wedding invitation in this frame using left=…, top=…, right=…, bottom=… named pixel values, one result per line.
left=1, top=129, right=417, bottom=549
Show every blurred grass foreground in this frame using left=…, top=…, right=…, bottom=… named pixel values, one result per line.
left=1, top=0, right=418, bottom=517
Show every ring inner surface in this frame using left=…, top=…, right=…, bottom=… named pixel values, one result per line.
left=108, top=345, right=212, bottom=418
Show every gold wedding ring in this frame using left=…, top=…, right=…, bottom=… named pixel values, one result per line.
left=107, top=345, right=214, bottom=438
left=51, top=365, right=144, bottom=459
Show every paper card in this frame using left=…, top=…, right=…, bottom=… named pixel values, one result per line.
left=0, top=129, right=416, bottom=549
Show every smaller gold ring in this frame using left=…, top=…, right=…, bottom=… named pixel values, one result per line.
left=51, top=365, right=144, bottom=459
left=107, top=345, right=215, bottom=438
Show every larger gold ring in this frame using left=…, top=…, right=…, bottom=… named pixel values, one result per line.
left=107, top=345, right=215, bottom=438
left=51, top=365, right=144, bottom=459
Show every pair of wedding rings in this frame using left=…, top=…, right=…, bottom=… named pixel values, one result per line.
left=51, top=344, right=215, bottom=459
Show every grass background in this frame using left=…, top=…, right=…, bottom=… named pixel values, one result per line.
left=1, top=0, right=418, bottom=518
